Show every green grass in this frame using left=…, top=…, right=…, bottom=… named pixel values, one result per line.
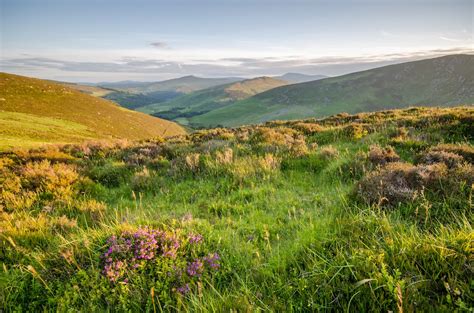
left=0, top=111, right=98, bottom=150
left=1, top=107, right=473, bottom=311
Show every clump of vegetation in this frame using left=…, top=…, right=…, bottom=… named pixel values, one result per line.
left=368, top=145, right=400, bottom=166
left=101, top=227, right=220, bottom=301
left=319, top=145, right=339, bottom=160
left=429, top=143, right=474, bottom=163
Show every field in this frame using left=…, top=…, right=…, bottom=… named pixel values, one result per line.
left=1, top=107, right=473, bottom=311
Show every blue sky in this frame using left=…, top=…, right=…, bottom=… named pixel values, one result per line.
left=1, top=0, right=472, bottom=82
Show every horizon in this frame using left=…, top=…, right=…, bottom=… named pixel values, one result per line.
left=1, top=0, right=473, bottom=83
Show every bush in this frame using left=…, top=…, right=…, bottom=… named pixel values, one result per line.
left=357, top=160, right=474, bottom=211
left=417, top=150, right=465, bottom=168
left=368, top=145, right=400, bottom=166
left=357, top=162, right=417, bottom=206
left=22, top=160, right=79, bottom=201
left=97, top=227, right=221, bottom=306
left=430, top=144, right=474, bottom=163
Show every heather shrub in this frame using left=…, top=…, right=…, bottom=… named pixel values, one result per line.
left=22, top=160, right=79, bottom=201
left=1, top=160, right=79, bottom=211
left=249, top=127, right=303, bottom=153
left=357, top=162, right=417, bottom=206
left=97, top=227, right=221, bottom=306
left=192, top=128, right=235, bottom=142
left=417, top=150, right=465, bottom=168
left=430, top=144, right=474, bottom=163
left=342, top=123, right=369, bottom=140
left=368, top=145, right=400, bottom=166
left=357, top=160, right=474, bottom=214
left=292, top=122, right=325, bottom=135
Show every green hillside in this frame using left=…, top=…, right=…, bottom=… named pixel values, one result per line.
left=139, top=77, right=289, bottom=125
left=192, top=54, right=474, bottom=127
left=0, top=73, right=185, bottom=149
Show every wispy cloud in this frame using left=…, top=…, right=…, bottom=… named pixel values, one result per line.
left=439, top=36, right=463, bottom=42
left=1, top=47, right=472, bottom=82
left=150, top=41, right=169, bottom=49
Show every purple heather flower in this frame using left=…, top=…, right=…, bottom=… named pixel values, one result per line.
left=203, top=253, right=221, bottom=270
left=188, top=233, right=203, bottom=244
left=177, top=283, right=190, bottom=295
left=186, top=259, right=204, bottom=277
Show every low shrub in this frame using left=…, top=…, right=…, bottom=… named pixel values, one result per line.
left=368, top=145, right=400, bottom=166
left=357, top=161, right=474, bottom=213
left=430, top=144, right=474, bottom=163
left=417, top=150, right=465, bottom=168
left=98, top=227, right=221, bottom=305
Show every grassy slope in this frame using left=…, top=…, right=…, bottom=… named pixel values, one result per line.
left=138, top=77, right=289, bottom=125
left=0, top=111, right=98, bottom=150
left=0, top=73, right=185, bottom=148
left=1, top=107, right=472, bottom=311
left=192, top=54, right=474, bottom=127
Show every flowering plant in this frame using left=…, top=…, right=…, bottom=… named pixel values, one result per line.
left=101, top=227, right=220, bottom=296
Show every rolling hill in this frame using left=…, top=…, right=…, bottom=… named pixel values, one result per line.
left=191, top=54, right=474, bottom=127
left=0, top=73, right=185, bottom=149
left=138, top=77, right=289, bottom=125
left=93, top=76, right=244, bottom=112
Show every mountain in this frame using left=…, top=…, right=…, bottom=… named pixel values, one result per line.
left=275, top=73, right=328, bottom=83
left=124, top=75, right=243, bottom=94
left=138, top=77, right=289, bottom=125
left=190, top=54, right=474, bottom=127
left=0, top=73, right=185, bottom=149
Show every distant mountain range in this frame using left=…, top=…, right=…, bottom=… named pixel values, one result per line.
left=0, top=73, right=185, bottom=149
left=30, top=55, right=473, bottom=130
left=190, top=54, right=474, bottom=127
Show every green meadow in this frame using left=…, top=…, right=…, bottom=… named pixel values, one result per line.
left=1, top=107, right=473, bottom=311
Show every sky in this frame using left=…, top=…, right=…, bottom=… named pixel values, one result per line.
left=1, top=0, right=472, bottom=82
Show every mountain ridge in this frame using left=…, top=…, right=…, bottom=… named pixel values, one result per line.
left=190, top=54, right=474, bottom=127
